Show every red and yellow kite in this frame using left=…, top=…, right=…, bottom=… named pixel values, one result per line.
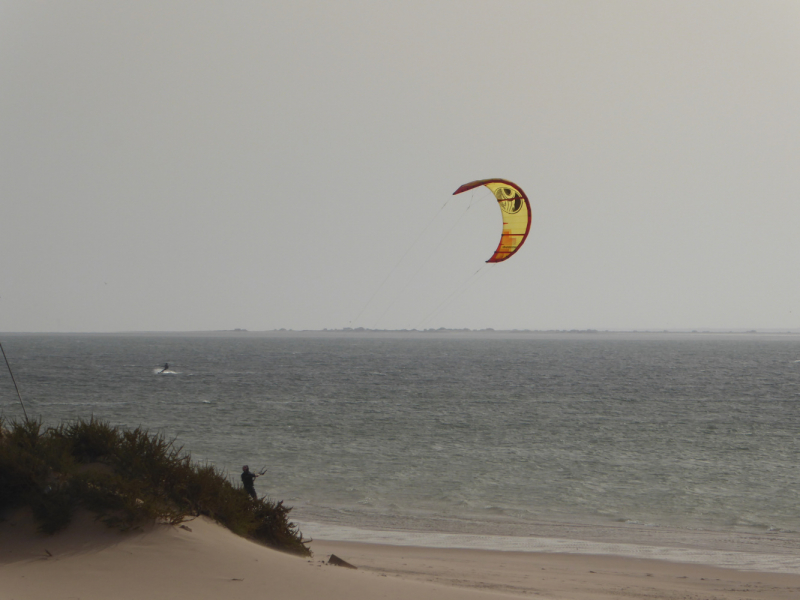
left=453, top=179, right=531, bottom=263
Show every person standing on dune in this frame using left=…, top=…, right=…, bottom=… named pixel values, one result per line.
left=241, top=465, right=259, bottom=500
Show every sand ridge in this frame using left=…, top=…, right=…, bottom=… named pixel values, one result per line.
left=2, top=511, right=800, bottom=599
left=0, top=513, right=513, bottom=600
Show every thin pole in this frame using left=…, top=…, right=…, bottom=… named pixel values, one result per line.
left=0, top=341, right=28, bottom=421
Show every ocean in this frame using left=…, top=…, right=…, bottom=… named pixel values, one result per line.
left=2, top=332, right=800, bottom=572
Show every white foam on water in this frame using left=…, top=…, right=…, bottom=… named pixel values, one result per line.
left=152, top=369, right=178, bottom=375
left=297, top=521, right=800, bottom=574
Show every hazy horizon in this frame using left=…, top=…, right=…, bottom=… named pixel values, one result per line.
left=3, top=1, right=800, bottom=333
left=3, top=327, right=800, bottom=336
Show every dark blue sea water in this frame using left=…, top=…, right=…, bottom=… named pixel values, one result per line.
left=2, top=332, right=800, bottom=570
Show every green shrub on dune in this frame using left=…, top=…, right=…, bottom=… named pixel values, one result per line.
left=0, top=418, right=310, bottom=556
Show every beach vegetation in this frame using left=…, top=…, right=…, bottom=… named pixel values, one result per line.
left=0, top=417, right=310, bottom=556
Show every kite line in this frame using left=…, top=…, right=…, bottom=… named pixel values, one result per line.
left=350, top=196, right=455, bottom=327
left=416, top=263, right=492, bottom=329
left=0, top=340, right=28, bottom=420
left=372, top=191, right=489, bottom=328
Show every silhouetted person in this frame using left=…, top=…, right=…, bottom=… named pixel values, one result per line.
left=241, top=465, right=258, bottom=500
left=159, top=363, right=169, bottom=373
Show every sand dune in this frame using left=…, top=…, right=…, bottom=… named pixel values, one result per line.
left=2, top=511, right=800, bottom=600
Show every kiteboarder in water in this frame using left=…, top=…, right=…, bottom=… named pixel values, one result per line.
left=159, top=363, right=169, bottom=374
left=241, top=465, right=259, bottom=500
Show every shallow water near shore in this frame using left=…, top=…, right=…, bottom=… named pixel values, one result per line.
left=3, top=332, right=800, bottom=569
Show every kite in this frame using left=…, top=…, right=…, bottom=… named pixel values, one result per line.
left=453, top=178, right=531, bottom=263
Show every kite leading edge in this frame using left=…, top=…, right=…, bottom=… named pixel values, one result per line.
left=453, top=178, right=531, bottom=263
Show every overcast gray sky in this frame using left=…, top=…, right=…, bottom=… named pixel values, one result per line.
left=2, top=1, right=800, bottom=332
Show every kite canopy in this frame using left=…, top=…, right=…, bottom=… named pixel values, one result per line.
left=453, top=178, right=531, bottom=263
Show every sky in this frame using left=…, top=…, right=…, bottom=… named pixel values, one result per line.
left=2, top=1, right=800, bottom=332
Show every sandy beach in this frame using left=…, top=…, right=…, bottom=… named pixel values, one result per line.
left=2, top=511, right=800, bottom=600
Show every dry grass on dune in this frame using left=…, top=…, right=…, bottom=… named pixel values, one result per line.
left=0, top=417, right=309, bottom=556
